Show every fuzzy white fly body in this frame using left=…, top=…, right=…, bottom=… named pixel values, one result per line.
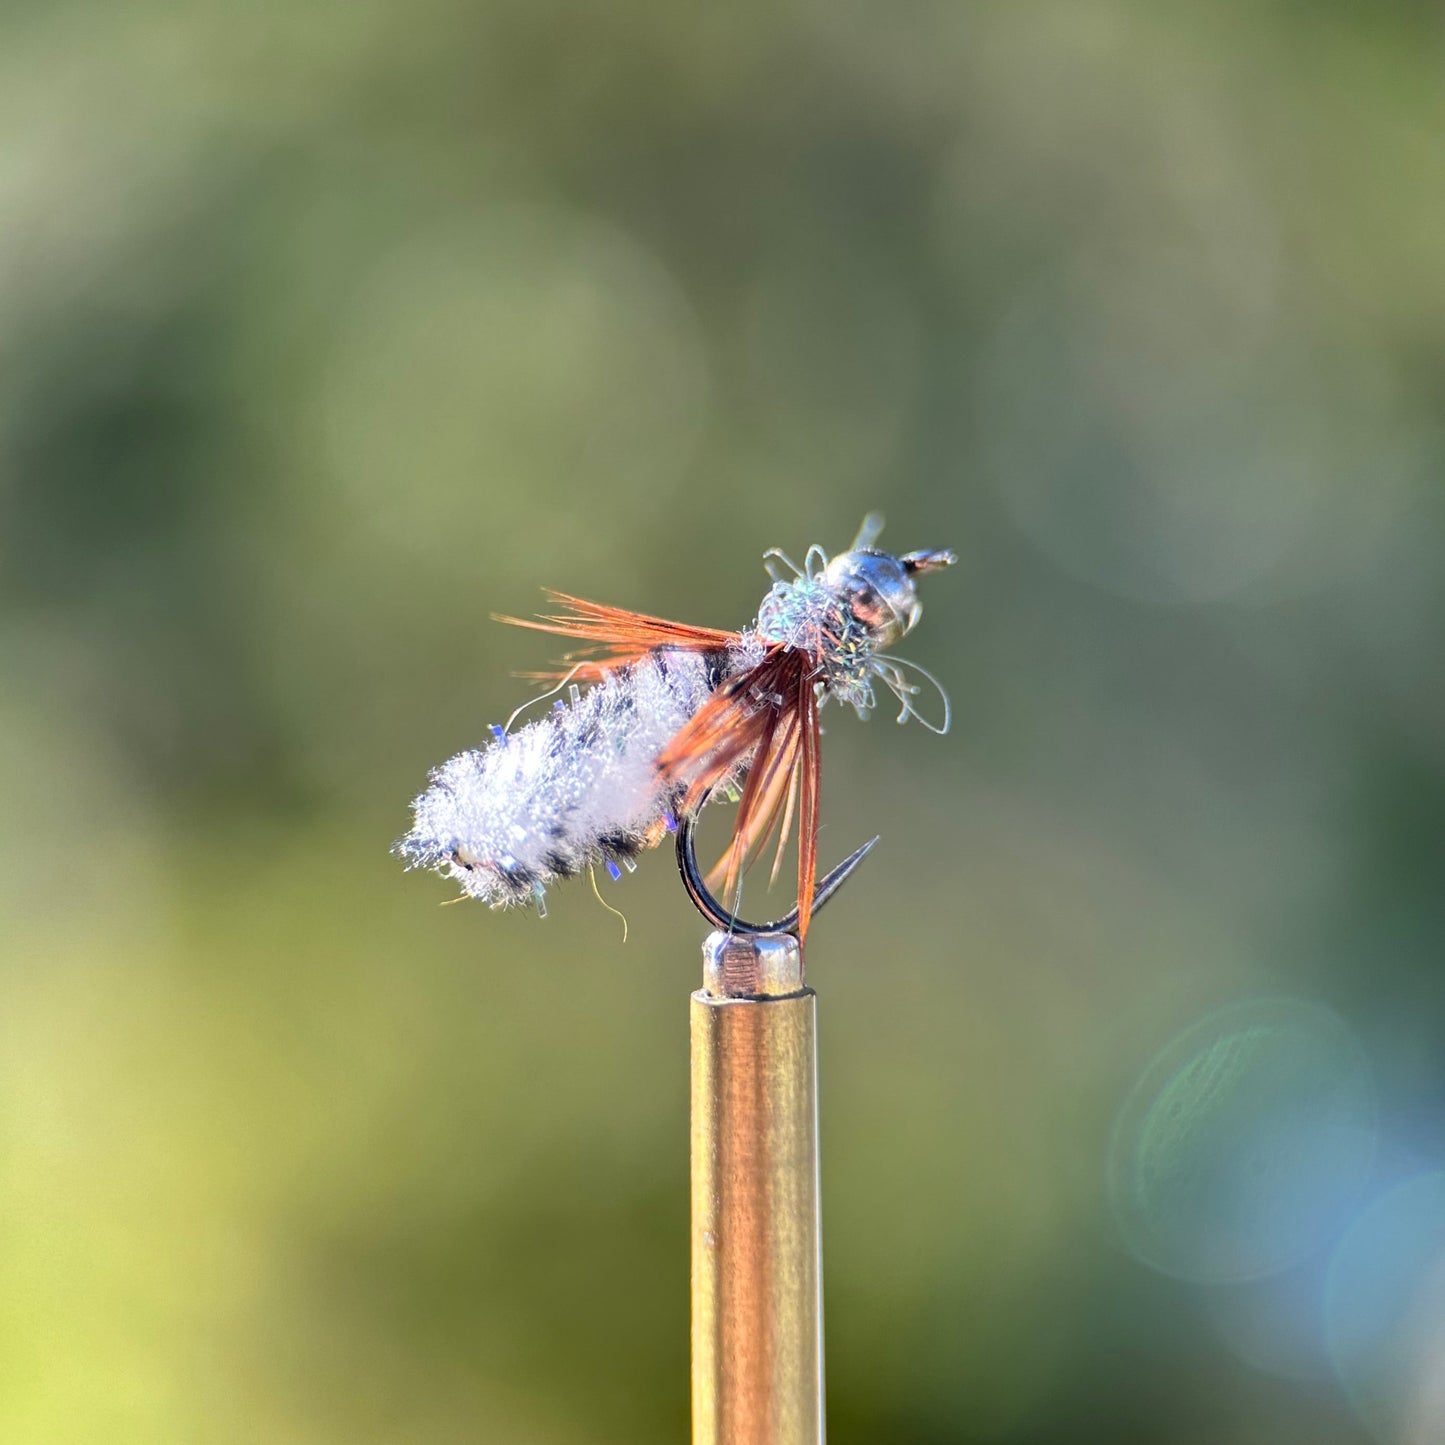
left=395, top=635, right=765, bottom=911
left=396, top=517, right=956, bottom=923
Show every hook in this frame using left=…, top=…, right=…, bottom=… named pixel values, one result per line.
left=674, top=804, right=879, bottom=936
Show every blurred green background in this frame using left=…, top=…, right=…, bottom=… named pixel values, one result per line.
left=3, top=1, right=1445, bottom=1441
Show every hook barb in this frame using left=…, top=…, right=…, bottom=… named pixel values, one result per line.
left=675, top=806, right=879, bottom=936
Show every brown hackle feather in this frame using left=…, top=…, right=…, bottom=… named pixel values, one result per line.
left=797, top=676, right=821, bottom=941
left=496, top=591, right=738, bottom=678
left=656, top=648, right=822, bottom=939
left=498, top=596, right=827, bottom=939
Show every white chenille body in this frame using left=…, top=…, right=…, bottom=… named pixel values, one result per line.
left=396, top=634, right=766, bottom=910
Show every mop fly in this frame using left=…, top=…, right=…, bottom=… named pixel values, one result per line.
left=394, top=514, right=954, bottom=939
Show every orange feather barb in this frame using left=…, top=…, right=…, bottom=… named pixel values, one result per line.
left=394, top=515, right=955, bottom=942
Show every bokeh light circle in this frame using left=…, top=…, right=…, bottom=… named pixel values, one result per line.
left=1327, top=1171, right=1445, bottom=1444
left=320, top=201, right=710, bottom=558
left=1202, top=1264, right=1334, bottom=1382
left=979, top=271, right=1418, bottom=607
left=1109, top=999, right=1375, bottom=1283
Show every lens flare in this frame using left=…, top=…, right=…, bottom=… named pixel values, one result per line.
left=1108, top=999, right=1375, bottom=1283
left=1327, top=1171, right=1445, bottom=1444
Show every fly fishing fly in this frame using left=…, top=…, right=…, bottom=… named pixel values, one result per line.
left=394, top=514, right=954, bottom=939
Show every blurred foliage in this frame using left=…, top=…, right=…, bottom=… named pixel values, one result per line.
left=3, top=1, right=1445, bottom=1441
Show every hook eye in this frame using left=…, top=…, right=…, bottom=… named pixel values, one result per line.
left=900, top=549, right=957, bottom=575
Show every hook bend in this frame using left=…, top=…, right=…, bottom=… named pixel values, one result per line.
left=674, top=804, right=879, bottom=936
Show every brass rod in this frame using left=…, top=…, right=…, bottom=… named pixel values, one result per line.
left=691, top=930, right=824, bottom=1445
